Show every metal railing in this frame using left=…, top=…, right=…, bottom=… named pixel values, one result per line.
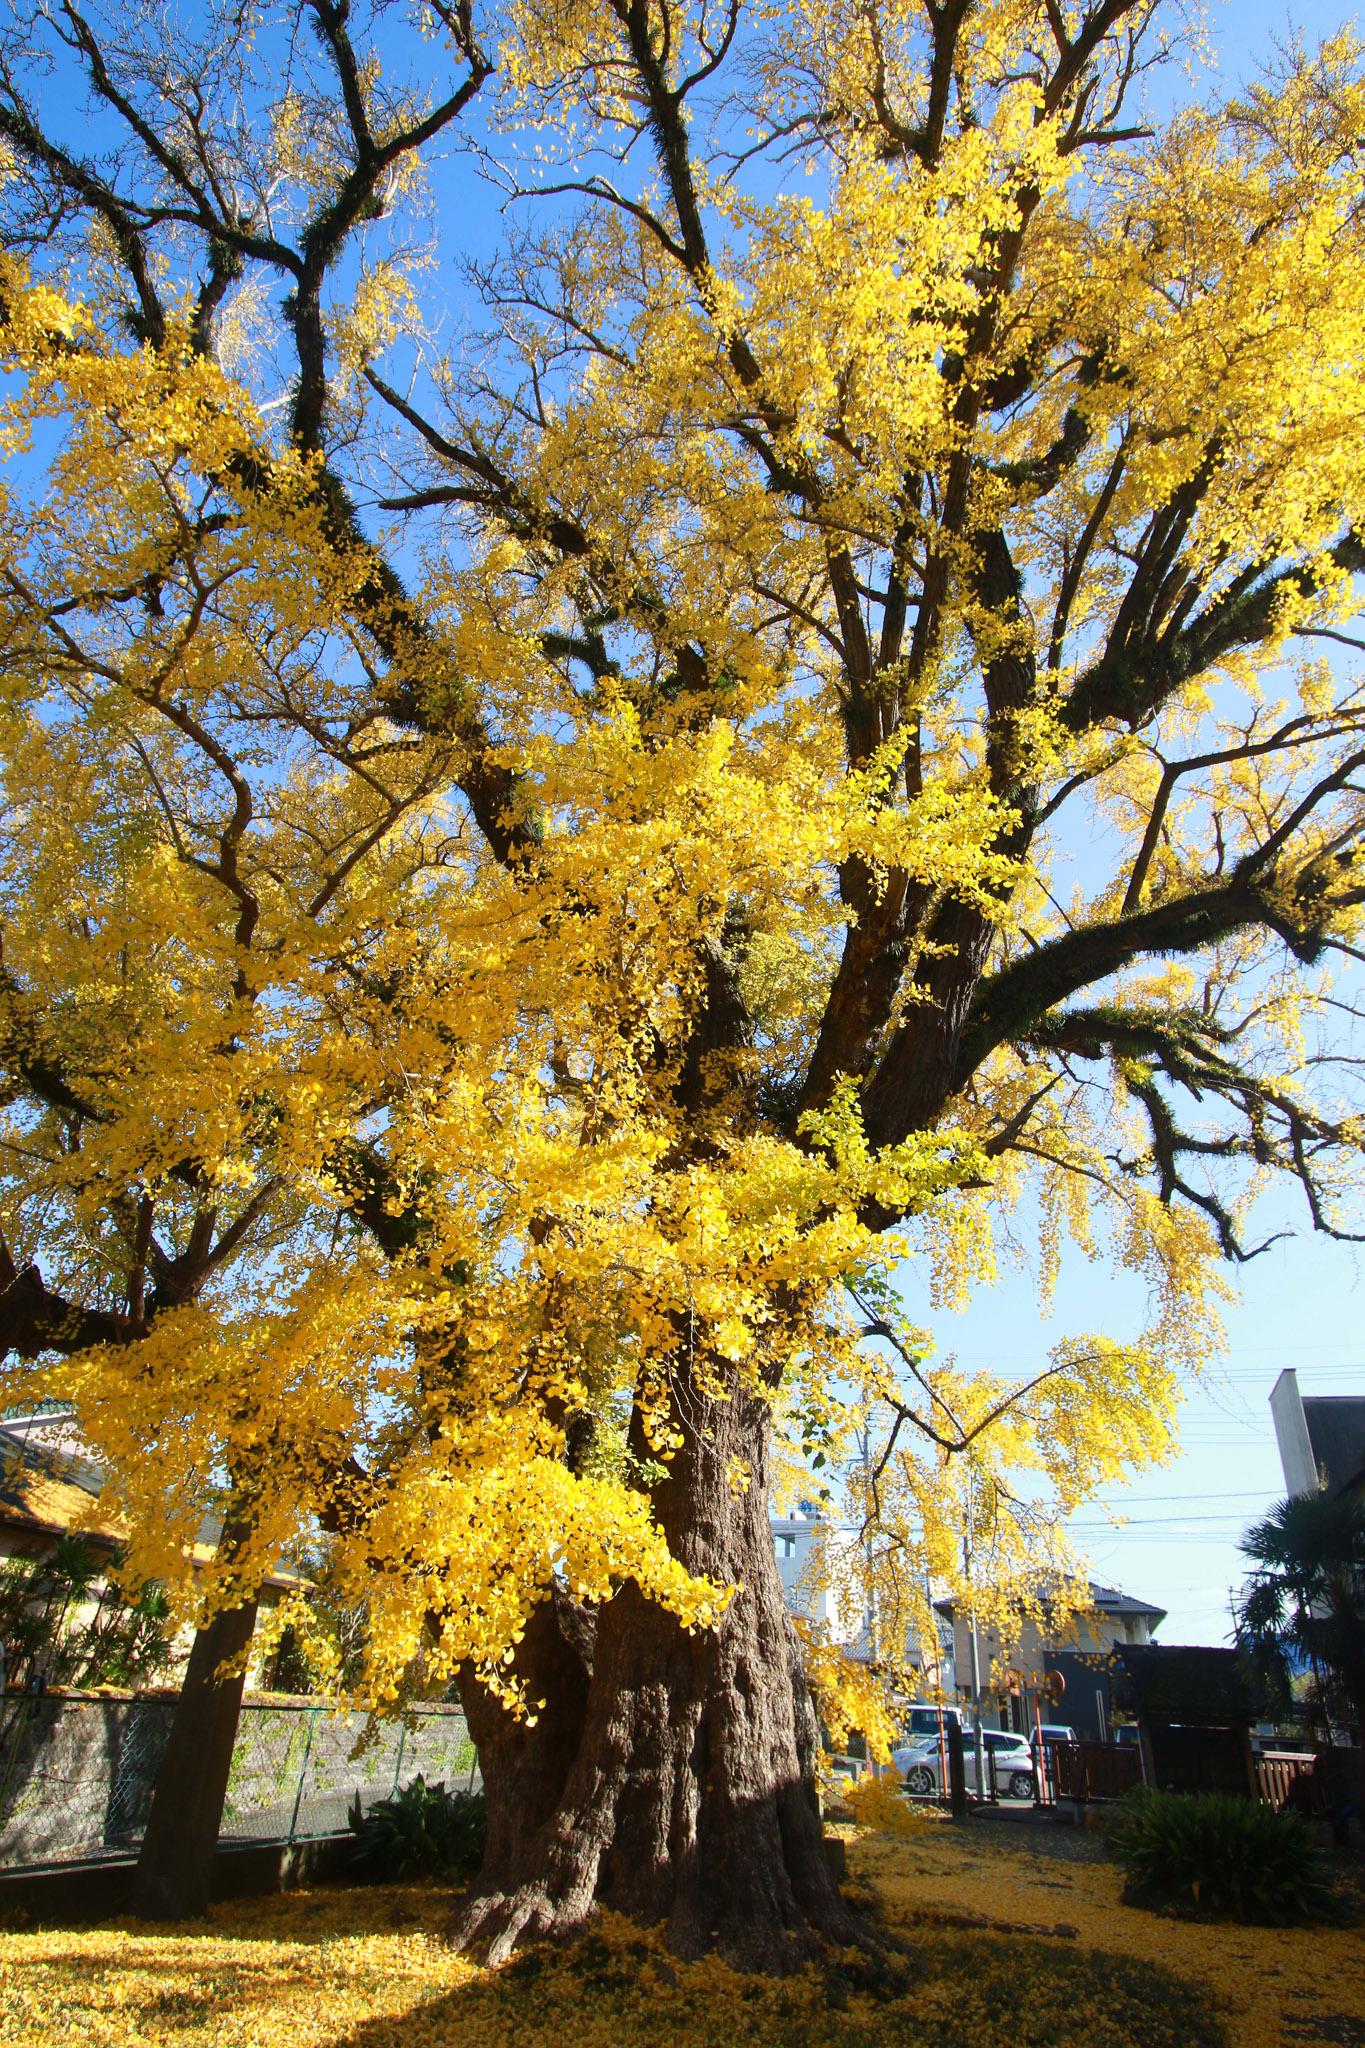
left=0, top=1691, right=478, bottom=1871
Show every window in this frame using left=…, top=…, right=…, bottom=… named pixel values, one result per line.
left=909, top=1708, right=959, bottom=1737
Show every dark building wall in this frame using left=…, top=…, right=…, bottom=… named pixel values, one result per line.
left=1041, top=1650, right=1114, bottom=1742
left=1304, top=1396, right=1365, bottom=1498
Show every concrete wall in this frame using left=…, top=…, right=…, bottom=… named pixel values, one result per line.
left=0, top=1831, right=358, bottom=1926
left=0, top=1693, right=476, bottom=1870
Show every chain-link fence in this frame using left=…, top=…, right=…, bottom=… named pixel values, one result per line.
left=0, top=1693, right=478, bottom=1871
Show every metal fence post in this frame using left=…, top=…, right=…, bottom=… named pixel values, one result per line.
left=0, top=1696, right=28, bottom=1819
left=286, top=1708, right=316, bottom=1844
left=390, top=1720, right=407, bottom=1797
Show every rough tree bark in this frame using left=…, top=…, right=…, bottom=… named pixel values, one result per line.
left=458, top=1586, right=597, bottom=1892
left=454, top=1374, right=858, bottom=1971
left=129, top=1596, right=258, bottom=1919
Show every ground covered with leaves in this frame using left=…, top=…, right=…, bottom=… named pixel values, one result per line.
left=0, top=1817, right=1358, bottom=2048
left=858, top=1811, right=1365, bottom=2048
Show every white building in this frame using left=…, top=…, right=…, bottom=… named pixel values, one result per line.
left=770, top=1501, right=955, bottom=1690
left=771, top=1499, right=858, bottom=1638
left=1271, top=1368, right=1365, bottom=1501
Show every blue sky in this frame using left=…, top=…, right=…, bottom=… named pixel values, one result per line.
left=910, top=1218, right=1364, bottom=1645
left=6, top=0, right=1358, bottom=1652
left=449, top=0, right=1360, bottom=1644
left=893, top=0, right=1365, bottom=1647
left=113, top=0, right=1354, bottom=1652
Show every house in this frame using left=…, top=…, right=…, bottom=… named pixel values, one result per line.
left=1271, top=1368, right=1365, bottom=1501
left=933, top=1579, right=1167, bottom=1742
left=2, top=1407, right=115, bottom=1568
left=1, top=1405, right=296, bottom=1690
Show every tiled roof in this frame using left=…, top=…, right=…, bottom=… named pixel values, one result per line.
left=934, top=1578, right=1166, bottom=1623
left=0, top=1425, right=300, bottom=1587
left=0, top=1439, right=115, bottom=1546
left=1087, top=1581, right=1167, bottom=1619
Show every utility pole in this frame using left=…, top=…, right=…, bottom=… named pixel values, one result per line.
left=963, top=1465, right=987, bottom=1803
left=861, top=1425, right=883, bottom=1780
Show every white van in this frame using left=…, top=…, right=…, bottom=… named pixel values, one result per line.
left=899, top=1702, right=965, bottom=1746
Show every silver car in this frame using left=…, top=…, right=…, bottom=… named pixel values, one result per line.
left=895, top=1726, right=1037, bottom=1800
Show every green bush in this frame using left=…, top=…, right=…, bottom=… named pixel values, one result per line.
left=347, top=1773, right=485, bottom=1883
left=1107, top=1787, right=1342, bottom=1925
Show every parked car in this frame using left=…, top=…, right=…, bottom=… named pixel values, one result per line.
left=899, top=1702, right=965, bottom=1744
left=890, top=1708, right=956, bottom=1785
left=895, top=1726, right=1037, bottom=1800
left=1029, top=1722, right=1078, bottom=1756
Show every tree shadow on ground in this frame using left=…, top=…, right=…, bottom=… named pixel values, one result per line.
left=318, top=1920, right=1227, bottom=2048
left=0, top=1882, right=1229, bottom=2048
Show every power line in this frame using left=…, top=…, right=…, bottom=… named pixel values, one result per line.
left=1090, top=1490, right=1270, bottom=1501
left=1216, top=1369, right=1365, bottom=1382
left=1076, top=1535, right=1256, bottom=1546
left=1072, top=1507, right=1252, bottom=1523
left=1088, top=1490, right=1268, bottom=1507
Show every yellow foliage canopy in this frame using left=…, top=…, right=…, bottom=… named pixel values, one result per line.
left=0, top=0, right=1362, bottom=1720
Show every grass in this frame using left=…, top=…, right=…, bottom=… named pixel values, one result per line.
left=0, top=1815, right=1358, bottom=2048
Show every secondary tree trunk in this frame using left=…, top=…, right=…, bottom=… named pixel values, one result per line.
left=454, top=1374, right=859, bottom=1972
left=130, top=1597, right=257, bottom=1919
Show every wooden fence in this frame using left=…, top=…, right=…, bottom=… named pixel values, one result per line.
left=1255, top=1750, right=1316, bottom=1810
left=1051, top=1740, right=1142, bottom=1803
left=1053, top=1741, right=1326, bottom=1810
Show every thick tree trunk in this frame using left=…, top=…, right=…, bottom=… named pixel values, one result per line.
left=129, top=1598, right=257, bottom=1919
left=458, top=1585, right=596, bottom=1890
left=454, top=1378, right=859, bottom=1971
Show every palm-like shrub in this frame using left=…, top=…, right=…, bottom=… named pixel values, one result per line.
left=0, top=1537, right=174, bottom=1691
left=1236, top=1489, right=1365, bottom=1741
left=347, top=1774, right=485, bottom=1883
left=1108, top=1789, right=1341, bottom=1925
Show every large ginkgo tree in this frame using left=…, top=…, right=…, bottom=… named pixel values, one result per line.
left=1, top=0, right=1363, bottom=1966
